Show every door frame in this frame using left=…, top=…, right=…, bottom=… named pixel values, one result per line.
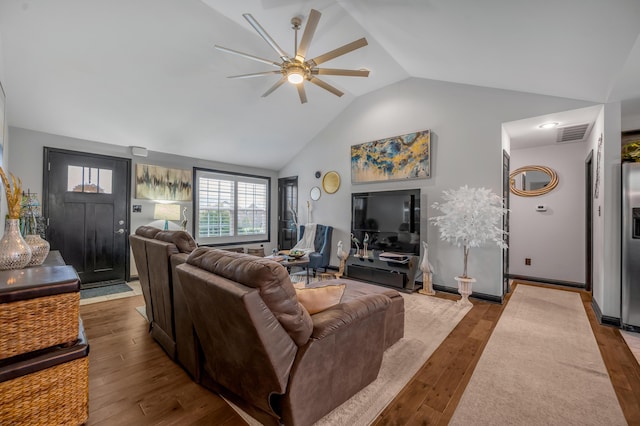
left=43, top=147, right=132, bottom=281
left=585, top=150, right=594, bottom=293
left=502, top=149, right=511, bottom=296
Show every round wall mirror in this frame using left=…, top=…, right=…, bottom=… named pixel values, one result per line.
left=322, top=171, right=340, bottom=194
left=510, top=165, right=559, bottom=197
left=310, top=186, right=321, bottom=201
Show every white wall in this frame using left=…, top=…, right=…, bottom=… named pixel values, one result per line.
left=279, top=77, right=594, bottom=298
left=0, top=28, right=7, bottom=221
left=6, top=127, right=279, bottom=276
left=599, top=103, right=622, bottom=318
left=623, top=112, right=640, bottom=131
left=509, top=142, right=588, bottom=283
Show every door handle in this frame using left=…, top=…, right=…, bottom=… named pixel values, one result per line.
left=115, top=229, right=126, bottom=235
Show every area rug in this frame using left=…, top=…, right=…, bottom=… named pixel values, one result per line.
left=230, top=292, right=472, bottom=425
left=450, top=284, right=626, bottom=425
left=135, top=306, right=148, bottom=322
left=80, top=283, right=133, bottom=299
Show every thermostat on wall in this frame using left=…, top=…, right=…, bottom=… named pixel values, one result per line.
left=535, top=205, right=547, bottom=212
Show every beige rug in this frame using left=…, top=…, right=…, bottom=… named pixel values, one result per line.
left=230, top=292, right=472, bottom=425
left=450, top=285, right=626, bottom=426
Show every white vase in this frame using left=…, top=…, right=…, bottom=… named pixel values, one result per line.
left=454, top=276, right=476, bottom=306
left=0, top=219, right=33, bottom=270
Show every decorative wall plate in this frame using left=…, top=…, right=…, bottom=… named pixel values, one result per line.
left=322, top=171, right=340, bottom=194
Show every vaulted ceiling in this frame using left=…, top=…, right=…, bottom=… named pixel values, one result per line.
left=1, top=0, right=639, bottom=169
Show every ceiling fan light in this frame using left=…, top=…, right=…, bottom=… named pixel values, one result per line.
left=287, top=70, right=304, bottom=84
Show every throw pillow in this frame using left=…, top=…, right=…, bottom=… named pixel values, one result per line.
left=296, top=284, right=346, bottom=315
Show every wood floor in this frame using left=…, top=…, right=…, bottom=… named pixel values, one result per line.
left=80, top=282, right=640, bottom=425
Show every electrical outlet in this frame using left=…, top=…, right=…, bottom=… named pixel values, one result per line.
left=525, top=258, right=531, bottom=265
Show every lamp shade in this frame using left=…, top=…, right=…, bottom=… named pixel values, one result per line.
left=154, top=204, right=181, bottom=221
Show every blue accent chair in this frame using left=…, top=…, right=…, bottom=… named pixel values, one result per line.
left=299, top=224, right=333, bottom=274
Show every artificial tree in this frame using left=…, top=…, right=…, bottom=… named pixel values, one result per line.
left=430, top=185, right=508, bottom=303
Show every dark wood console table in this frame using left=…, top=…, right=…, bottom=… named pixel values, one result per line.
left=345, top=251, right=420, bottom=292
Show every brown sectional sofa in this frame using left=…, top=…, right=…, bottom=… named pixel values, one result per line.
left=129, top=226, right=196, bottom=364
left=130, top=226, right=405, bottom=425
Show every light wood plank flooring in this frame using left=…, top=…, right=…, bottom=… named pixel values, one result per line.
left=80, top=282, right=640, bottom=425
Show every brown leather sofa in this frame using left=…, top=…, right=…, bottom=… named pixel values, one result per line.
left=129, top=226, right=196, bottom=364
left=176, top=247, right=404, bottom=425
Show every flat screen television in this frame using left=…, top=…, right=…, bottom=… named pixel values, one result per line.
left=351, top=189, right=421, bottom=256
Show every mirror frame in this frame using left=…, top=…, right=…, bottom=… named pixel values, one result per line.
left=509, top=165, right=559, bottom=197
left=310, top=186, right=321, bottom=201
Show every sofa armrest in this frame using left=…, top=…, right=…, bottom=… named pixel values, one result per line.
left=281, top=293, right=391, bottom=425
left=310, top=294, right=391, bottom=340
left=307, top=252, right=323, bottom=270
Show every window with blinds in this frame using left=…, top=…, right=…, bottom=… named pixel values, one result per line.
left=195, top=168, right=270, bottom=245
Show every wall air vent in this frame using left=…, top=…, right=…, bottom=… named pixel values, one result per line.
left=556, top=122, right=593, bottom=143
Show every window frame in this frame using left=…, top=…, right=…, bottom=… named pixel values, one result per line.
left=193, top=167, right=271, bottom=246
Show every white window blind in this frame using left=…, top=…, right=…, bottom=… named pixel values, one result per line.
left=195, top=169, right=269, bottom=245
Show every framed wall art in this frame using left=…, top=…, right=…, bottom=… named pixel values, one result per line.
left=351, top=129, right=431, bottom=183
left=135, top=164, right=192, bottom=201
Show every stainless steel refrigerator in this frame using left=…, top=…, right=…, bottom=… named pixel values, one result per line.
left=622, top=162, right=640, bottom=331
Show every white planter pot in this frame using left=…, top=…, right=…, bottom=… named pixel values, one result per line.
left=454, top=276, right=476, bottom=306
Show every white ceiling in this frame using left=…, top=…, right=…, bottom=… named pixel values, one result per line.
left=1, top=0, right=639, bottom=169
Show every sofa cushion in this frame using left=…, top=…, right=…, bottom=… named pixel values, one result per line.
left=186, top=247, right=313, bottom=346
left=295, top=284, right=346, bottom=315
left=135, top=225, right=162, bottom=239
left=155, top=230, right=197, bottom=254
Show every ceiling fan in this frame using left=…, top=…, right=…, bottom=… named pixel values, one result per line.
left=214, top=9, right=369, bottom=104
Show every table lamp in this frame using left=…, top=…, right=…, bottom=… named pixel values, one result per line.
left=154, top=204, right=181, bottom=230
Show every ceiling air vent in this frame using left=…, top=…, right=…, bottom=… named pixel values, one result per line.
left=556, top=123, right=593, bottom=143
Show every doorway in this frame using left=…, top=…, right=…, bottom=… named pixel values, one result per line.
left=43, top=148, right=131, bottom=287
left=278, top=176, right=298, bottom=250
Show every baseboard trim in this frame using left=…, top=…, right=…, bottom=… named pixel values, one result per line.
left=508, top=274, right=585, bottom=289
left=591, top=298, right=621, bottom=327
left=432, top=284, right=503, bottom=304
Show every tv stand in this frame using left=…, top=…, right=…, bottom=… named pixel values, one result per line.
left=345, top=250, right=420, bottom=292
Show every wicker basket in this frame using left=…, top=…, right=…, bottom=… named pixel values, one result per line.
left=0, top=356, right=88, bottom=425
left=0, top=292, right=80, bottom=360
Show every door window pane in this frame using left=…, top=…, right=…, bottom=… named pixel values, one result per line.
left=67, top=166, right=113, bottom=194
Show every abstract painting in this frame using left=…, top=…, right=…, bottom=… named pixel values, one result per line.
left=351, top=129, right=430, bottom=183
left=135, top=164, right=192, bottom=201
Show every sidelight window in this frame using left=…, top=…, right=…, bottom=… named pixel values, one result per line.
left=195, top=168, right=270, bottom=245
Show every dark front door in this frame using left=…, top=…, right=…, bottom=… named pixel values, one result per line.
left=278, top=176, right=298, bottom=250
left=44, top=148, right=130, bottom=287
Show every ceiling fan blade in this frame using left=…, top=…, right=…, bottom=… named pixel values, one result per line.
left=214, top=45, right=281, bottom=68
left=242, top=13, right=291, bottom=62
left=296, top=83, right=308, bottom=104
left=262, top=77, right=287, bottom=97
left=295, top=9, right=321, bottom=63
left=312, top=68, right=370, bottom=77
left=228, top=71, right=282, bottom=79
left=309, top=76, right=344, bottom=97
left=306, top=38, right=368, bottom=67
